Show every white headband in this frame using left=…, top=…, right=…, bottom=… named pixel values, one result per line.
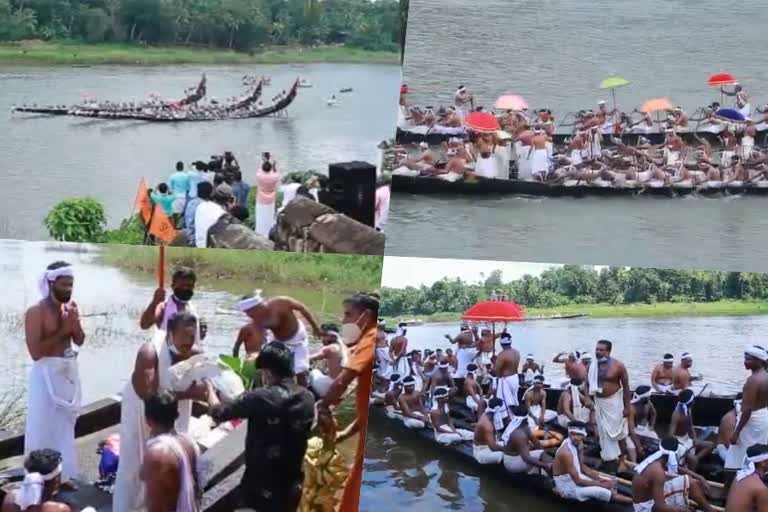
left=680, top=352, right=692, bottom=361
left=635, top=447, right=678, bottom=476
left=580, top=353, right=591, bottom=360
left=526, top=354, right=534, bottom=360
left=238, top=290, right=263, bottom=312
left=663, top=355, right=674, bottom=363
left=632, top=389, right=653, bottom=404
left=746, top=345, right=768, bottom=362
left=38, top=266, right=74, bottom=299
left=17, top=464, right=62, bottom=510
left=737, top=452, right=768, bottom=482
left=568, top=427, right=587, bottom=436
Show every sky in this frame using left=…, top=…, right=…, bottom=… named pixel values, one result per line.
left=381, top=257, right=565, bottom=289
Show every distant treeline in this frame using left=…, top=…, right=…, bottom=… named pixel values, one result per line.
left=381, top=266, right=768, bottom=316
left=0, top=0, right=403, bottom=52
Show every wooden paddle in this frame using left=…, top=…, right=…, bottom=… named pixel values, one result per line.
left=595, top=471, right=724, bottom=512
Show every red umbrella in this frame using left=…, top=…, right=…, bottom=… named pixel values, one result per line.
left=462, top=300, right=526, bottom=322
left=708, top=73, right=737, bottom=104
left=464, top=111, right=500, bottom=133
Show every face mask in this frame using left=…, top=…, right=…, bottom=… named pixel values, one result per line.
left=173, top=288, right=194, bottom=302
left=597, top=355, right=609, bottom=363
left=341, top=313, right=365, bottom=345
left=51, top=284, right=72, bottom=304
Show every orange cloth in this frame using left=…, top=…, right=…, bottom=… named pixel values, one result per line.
left=338, top=325, right=375, bottom=512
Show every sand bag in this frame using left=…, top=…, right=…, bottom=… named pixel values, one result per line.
left=168, top=354, right=246, bottom=401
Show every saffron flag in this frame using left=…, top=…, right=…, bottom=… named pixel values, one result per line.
left=134, top=178, right=152, bottom=224
left=148, top=205, right=177, bottom=243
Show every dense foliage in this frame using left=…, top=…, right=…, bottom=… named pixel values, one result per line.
left=381, top=265, right=768, bottom=316
left=0, top=0, right=402, bottom=51
left=44, top=197, right=107, bottom=242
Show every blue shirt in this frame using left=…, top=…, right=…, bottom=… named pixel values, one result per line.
left=187, top=170, right=203, bottom=199
left=151, top=192, right=175, bottom=217
left=232, top=181, right=250, bottom=206
left=185, top=197, right=202, bottom=236
left=169, top=171, right=191, bottom=196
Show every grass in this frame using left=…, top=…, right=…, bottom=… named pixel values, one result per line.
left=100, top=243, right=383, bottom=293
left=0, top=40, right=399, bottom=65
left=380, top=300, right=768, bottom=324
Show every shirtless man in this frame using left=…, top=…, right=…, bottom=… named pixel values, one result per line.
left=446, top=323, right=478, bottom=378
left=24, top=261, right=85, bottom=490
left=477, top=329, right=501, bottom=374
left=743, top=118, right=758, bottom=159
left=671, top=352, right=695, bottom=394
left=725, top=345, right=768, bottom=488
left=651, top=354, right=675, bottom=393
left=553, top=351, right=587, bottom=385
left=236, top=291, right=322, bottom=386
left=670, top=107, right=689, bottom=129
left=567, top=131, right=588, bottom=166
left=521, top=354, right=542, bottom=385
left=0, top=449, right=73, bottom=512
left=721, top=126, right=739, bottom=168
left=374, top=322, right=391, bottom=389
left=528, top=128, right=552, bottom=181
left=141, top=392, right=201, bottom=512
left=722, top=83, right=751, bottom=117
left=390, top=323, right=410, bottom=377
left=308, top=324, right=347, bottom=398
left=464, top=363, right=486, bottom=418
left=668, top=389, right=713, bottom=472
left=628, top=385, right=658, bottom=460
left=587, top=340, right=632, bottom=467
left=398, top=376, right=430, bottom=429
left=232, top=306, right=268, bottom=361
left=444, top=348, right=458, bottom=372
left=725, top=444, right=768, bottom=512
left=632, top=436, right=714, bottom=512
left=553, top=421, right=631, bottom=505
left=382, top=373, right=403, bottom=410
left=525, top=375, right=555, bottom=428
left=140, top=267, right=197, bottom=331
left=473, top=398, right=506, bottom=464
left=557, top=378, right=593, bottom=429
left=717, top=394, right=742, bottom=464
left=400, top=143, right=435, bottom=172
left=495, top=336, right=521, bottom=414
left=454, top=85, right=473, bottom=119
left=424, top=359, right=457, bottom=400
left=500, top=405, right=551, bottom=475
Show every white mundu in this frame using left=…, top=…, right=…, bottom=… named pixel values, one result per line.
left=145, top=433, right=203, bottom=512
left=113, top=330, right=194, bottom=512
left=553, top=438, right=612, bottom=503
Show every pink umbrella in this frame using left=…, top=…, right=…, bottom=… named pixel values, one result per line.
left=495, top=94, right=528, bottom=111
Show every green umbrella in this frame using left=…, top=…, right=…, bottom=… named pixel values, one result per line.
left=599, top=76, right=631, bottom=111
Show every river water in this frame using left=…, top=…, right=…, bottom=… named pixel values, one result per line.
left=387, top=0, right=768, bottom=270
left=360, top=315, right=753, bottom=511
left=1, top=63, right=400, bottom=240
left=0, top=238, right=346, bottom=410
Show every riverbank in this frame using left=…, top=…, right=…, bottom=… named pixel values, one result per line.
left=381, top=300, right=768, bottom=324
left=0, top=41, right=398, bottom=65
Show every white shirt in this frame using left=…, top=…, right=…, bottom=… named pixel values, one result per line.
left=194, top=201, right=225, bottom=248
left=279, top=182, right=302, bottom=212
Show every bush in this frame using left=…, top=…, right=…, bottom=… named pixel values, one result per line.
left=103, top=215, right=146, bottom=245
left=44, top=197, right=107, bottom=243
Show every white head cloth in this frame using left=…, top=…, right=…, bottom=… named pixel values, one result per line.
left=632, top=388, right=653, bottom=404
left=38, top=265, right=74, bottom=299
left=526, top=353, right=534, bottom=360
left=676, top=393, right=694, bottom=416
left=238, top=290, right=263, bottom=312
left=737, top=451, right=768, bottom=482
left=16, top=464, right=61, bottom=509
left=745, top=345, right=768, bottom=362
left=396, top=325, right=408, bottom=337
left=580, top=352, right=591, bottom=361
left=635, top=446, right=678, bottom=476
left=663, top=354, right=675, bottom=363
left=568, top=425, right=587, bottom=437
left=501, top=412, right=527, bottom=445
left=680, top=352, right=692, bottom=362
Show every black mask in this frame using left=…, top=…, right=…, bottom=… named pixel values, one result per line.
left=173, top=289, right=194, bottom=302
left=52, top=287, right=71, bottom=304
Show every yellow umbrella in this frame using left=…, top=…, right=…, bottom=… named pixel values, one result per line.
left=599, top=76, right=631, bottom=111
left=640, top=97, right=675, bottom=129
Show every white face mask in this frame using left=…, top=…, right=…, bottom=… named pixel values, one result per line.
left=340, top=313, right=365, bottom=345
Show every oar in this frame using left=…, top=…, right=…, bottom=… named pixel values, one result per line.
left=595, top=471, right=724, bottom=512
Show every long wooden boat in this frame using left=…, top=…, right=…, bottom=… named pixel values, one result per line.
left=391, top=174, right=768, bottom=198
left=0, top=396, right=244, bottom=512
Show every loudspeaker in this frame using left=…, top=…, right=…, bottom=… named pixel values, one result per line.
left=327, top=161, right=376, bottom=227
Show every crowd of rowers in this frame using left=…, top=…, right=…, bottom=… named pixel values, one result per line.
left=3, top=262, right=378, bottom=512
left=371, top=323, right=768, bottom=511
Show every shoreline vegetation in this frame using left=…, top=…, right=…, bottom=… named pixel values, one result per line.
left=381, top=300, right=768, bottom=325
left=0, top=41, right=399, bottom=65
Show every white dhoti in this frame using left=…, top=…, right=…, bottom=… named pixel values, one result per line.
left=665, top=150, right=680, bottom=166
left=402, top=411, right=426, bottom=429
left=553, top=474, right=612, bottom=503
left=632, top=475, right=689, bottom=512
left=528, top=405, right=557, bottom=427
left=635, top=424, right=659, bottom=440
left=675, top=434, right=694, bottom=462
left=477, top=351, right=493, bottom=370
left=172, top=193, right=187, bottom=215
left=496, top=375, right=520, bottom=410
left=375, top=347, right=392, bottom=379
left=474, top=155, right=498, bottom=179
left=455, top=347, right=478, bottom=378
left=516, top=144, right=532, bottom=179
left=742, top=136, right=755, bottom=159
left=725, top=408, right=768, bottom=469
left=590, top=135, right=602, bottom=159
left=654, top=383, right=674, bottom=394
left=473, top=445, right=503, bottom=464
left=309, top=368, right=334, bottom=398
left=277, top=321, right=310, bottom=374
left=570, top=149, right=583, bottom=166
left=530, top=149, right=550, bottom=179
left=721, top=151, right=735, bottom=167
left=392, top=356, right=410, bottom=377
left=503, top=450, right=544, bottom=474
left=739, top=103, right=752, bottom=118
left=594, top=389, right=628, bottom=462
left=113, top=333, right=193, bottom=512
left=557, top=414, right=571, bottom=429
left=466, top=395, right=485, bottom=411
left=24, top=355, right=82, bottom=483
left=255, top=201, right=276, bottom=238
left=716, top=443, right=728, bottom=463
left=435, top=425, right=473, bottom=445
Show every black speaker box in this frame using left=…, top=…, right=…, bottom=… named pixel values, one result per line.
left=326, top=161, right=376, bottom=227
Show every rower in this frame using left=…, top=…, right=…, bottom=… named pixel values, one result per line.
left=552, top=421, right=632, bottom=505
left=464, top=364, right=486, bottom=418
left=717, top=393, right=742, bottom=464
left=632, top=436, right=714, bottom=512
left=477, top=328, right=501, bottom=375
left=671, top=352, right=695, bottom=395
left=444, top=348, right=458, bottom=372
left=390, top=323, right=410, bottom=377
left=725, top=345, right=768, bottom=487
left=628, top=385, right=659, bottom=444
left=399, top=375, right=430, bottom=429
left=408, top=350, right=426, bottom=391
left=528, top=127, right=551, bottom=182
left=557, top=378, right=592, bottom=429
left=651, top=353, right=675, bottom=393
left=495, top=335, right=521, bottom=415
left=671, top=106, right=688, bottom=130
left=140, top=266, right=197, bottom=331
left=454, top=85, right=472, bottom=121
left=430, top=387, right=473, bottom=445
left=445, top=323, right=478, bottom=378
left=0, top=449, right=74, bottom=512
left=374, top=322, right=392, bottom=386
left=580, top=352, right=592, bottom=374
left=383, top=373, right=403, bottom=412
left=726, top=444, right=768, bottom=512
left=587, top=340, right=632, bottom=468
left=422, top=349, right=437, bottom=379
left=499, top=405, right=550, bottom=475
left=743, top=118, right=757, bottom=159
left=473, top=398, right=507, bottom=464
left=307, top=324, right=348, bottom=398
left=424, top=359, right=457, bottom=402
left=721, top=125, right=739, bottom=167
left=668, top=389, right=713, bottom=472
left=722, top=82, right=752, bottom=118
left=521, top=354, right=543, bottom=385
left=232, top=296, right=269, bottom=362
left=525, top=375, right=557, bottom=428
left=553, top=350, right=587, bottom=385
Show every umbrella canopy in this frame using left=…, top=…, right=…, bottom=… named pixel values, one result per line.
left=640, top=97, right=674, bottom=113
left=462, top=301, right=526, bottom=323
left=714, top=108, right=746, bottom=122
left=707, top=73, right=737, bottom=86
left=599, top=76, right=630, bottom=90
left=495, top=94, right=528, bottom=111
left=464, top=111, right=500, bottom=133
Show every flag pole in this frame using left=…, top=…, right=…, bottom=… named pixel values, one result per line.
left=158, top=245, right=165, bottom=289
